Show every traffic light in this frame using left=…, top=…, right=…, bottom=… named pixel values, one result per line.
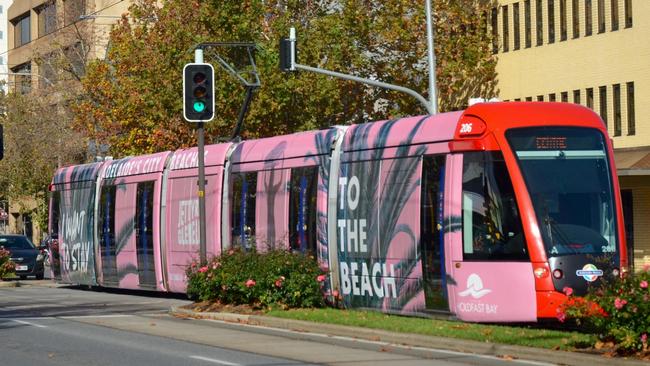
left=183, top=63, right=215, bottom=122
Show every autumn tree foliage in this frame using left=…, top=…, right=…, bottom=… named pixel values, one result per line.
left=75, top=0, right=497, bottom=156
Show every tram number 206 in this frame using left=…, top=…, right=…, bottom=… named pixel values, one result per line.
left=459, top=123, right=473, bottom=134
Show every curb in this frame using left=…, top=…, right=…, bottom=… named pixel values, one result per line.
left=0, top=281, right=19, bottom=288
left=170, top=306, right=648, bottom=366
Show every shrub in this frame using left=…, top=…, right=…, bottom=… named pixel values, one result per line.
left=559, top=269, right=650, bottom=354
left=186, top=248, right=326, bottom=309
left=0, top=247, right=15, bottom=279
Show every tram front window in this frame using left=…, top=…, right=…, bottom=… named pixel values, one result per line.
left=506, top=127, right=618, bottom=257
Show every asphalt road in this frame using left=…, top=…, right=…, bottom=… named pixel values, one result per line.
left=0, top=283, right=555, bottom=366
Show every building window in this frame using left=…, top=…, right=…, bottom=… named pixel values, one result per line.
left=585, top=0, right=593, bottom=36
left=627, top=82, right=635, bottom=135
left=492, top=7, right=498, bottom=53
left=611, top=0, right=619, bottom=30
left=38, top=2, right=57, bottom=37
left=549, top=93, right=556, bottom=102
left=537, top=95, right=544, bottom=101
left=548, top=0, right=555, bottom=43
left=11, top=63, right=31, bottom=94
left=573, top=89, right=581, bottom=104
left=613, top=84, right=621, bottom=136
left=560, top=0, right=567, bottom=40
left=526, top=96, right=533, bottom=101
left=536, top=0, right=544, bottom=45
left=597, top=0, right=605, bottom=33
left=572, top=0, right=580, bottom=38
left=64, top=0, right=86, bottom=26
left=599, top=85, right=607, bottom=127
left=12, top=13, right=31, bottom=48
left=525, top=0, right=532, bottom=47
left=514, top=3, right=521, bottom=50
left=561, top=91, right=568, bottom=102
left=503, top=5, right=509, bottom=52
left=624, top=0, right=632, bottom=28
left=586, top=87, right=594, bottom=109
left=64, top=42, right=86, bottom=78
left=39, top=54, right=57, bottom=88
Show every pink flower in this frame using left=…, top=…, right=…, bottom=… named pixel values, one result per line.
left=332, top=290, right=340, bottom=298
left=642, top=334, right=648, bottom=344
left=245, top=279, right=256, bottom=288
left=317, top=274, right=326, bottom=282
left=556, top=311, right=567, bottom=323
left=198, top=266, right=208, bottom=273
left=640, top=280, right=648, bottom=289
left=562, top=286, right=573, bottom=296
left=212, top=262, right=220, bottom=270
left=275, top=276, right=285, bottom=288
left=614, top=297, right=628, bottom=310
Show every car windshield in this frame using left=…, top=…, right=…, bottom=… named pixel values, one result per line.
left=0, top=236, right=35, bottom=250
left=506, top=127, right=618, bottom=257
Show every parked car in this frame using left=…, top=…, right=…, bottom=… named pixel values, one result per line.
left=0, top=235, right=45, bottom=280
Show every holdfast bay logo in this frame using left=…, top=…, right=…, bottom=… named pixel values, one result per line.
left=457, top=273, right=497, bottom=314
left=576, top=264, right=603, bottom=282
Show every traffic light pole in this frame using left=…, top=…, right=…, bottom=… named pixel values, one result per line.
left=195, top=49, right=208, bottom=264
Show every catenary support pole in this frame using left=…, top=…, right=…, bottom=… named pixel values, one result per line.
left=425, top=0, right=438, bottom=115
left=195, top=48, right=208, bottom=264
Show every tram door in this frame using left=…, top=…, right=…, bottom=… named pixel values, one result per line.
left=448, top=152, right=536, bottom=322
left=99, top=185, right=118, bottom=286
left=421, top=155, right=448, bottom=311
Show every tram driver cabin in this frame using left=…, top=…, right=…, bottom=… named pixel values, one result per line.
left=49, top=102, right=626, bottom=322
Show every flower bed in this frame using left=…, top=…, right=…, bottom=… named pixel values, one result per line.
left=559, top=268, right=650, bottom=355
left=0, top=247, right=15, bottom=279
left=186, top=248, right=327, bottom=309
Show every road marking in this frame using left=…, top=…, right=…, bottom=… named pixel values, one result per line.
left=60, top=314, right=135, bottom=319
left=189, top=355, right=241, bottom=366
left=11, top=319, right=47, bottom=328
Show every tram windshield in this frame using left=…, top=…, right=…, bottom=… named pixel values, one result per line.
left=506, top=127, right=618, bottom=257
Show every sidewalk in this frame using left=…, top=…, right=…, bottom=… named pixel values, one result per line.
left=170, top=306, right=649, bottom=366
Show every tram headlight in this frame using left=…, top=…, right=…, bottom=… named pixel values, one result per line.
left=534, top=267, right=549, bottom=278
left=552, top=269, right=564, bottom=279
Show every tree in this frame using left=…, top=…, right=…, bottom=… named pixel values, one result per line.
left=75, top=0, right=497, bottom=156
left=0, top=0, right=103, bottom=232
left=0, top=91, right=87, bottom=231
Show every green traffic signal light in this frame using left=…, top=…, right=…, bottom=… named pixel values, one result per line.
left=193, top=100, right=206, bottom=113
left=183, top=63, right=215, bottom=122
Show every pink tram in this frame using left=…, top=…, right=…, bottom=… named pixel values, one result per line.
left=49, top=102, right=626, bottom=322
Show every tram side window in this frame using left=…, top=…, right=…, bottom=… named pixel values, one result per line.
left=135, top=181, right=155, bottom=287
left=231, top=172, right=257, bottom=249
left=462, top=152, right=528, bottom=261
left=51, top=191, right=60, bottom=235
left=288, top=167, right=318, bottom=255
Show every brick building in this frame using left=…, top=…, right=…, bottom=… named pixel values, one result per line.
left=494, top=0, right=649, bottom=268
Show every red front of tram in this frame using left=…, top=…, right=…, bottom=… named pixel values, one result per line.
left=455, top=102, right=626, bottom=320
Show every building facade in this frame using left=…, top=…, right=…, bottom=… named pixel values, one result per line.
left=494, top=0, right=649, bottom=269
left=5, top=0, right=132, bottom=242
left=0, top=0, right=13, bottom=92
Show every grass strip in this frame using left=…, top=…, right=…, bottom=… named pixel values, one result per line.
left=266, top=308, right=594, bottom=350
